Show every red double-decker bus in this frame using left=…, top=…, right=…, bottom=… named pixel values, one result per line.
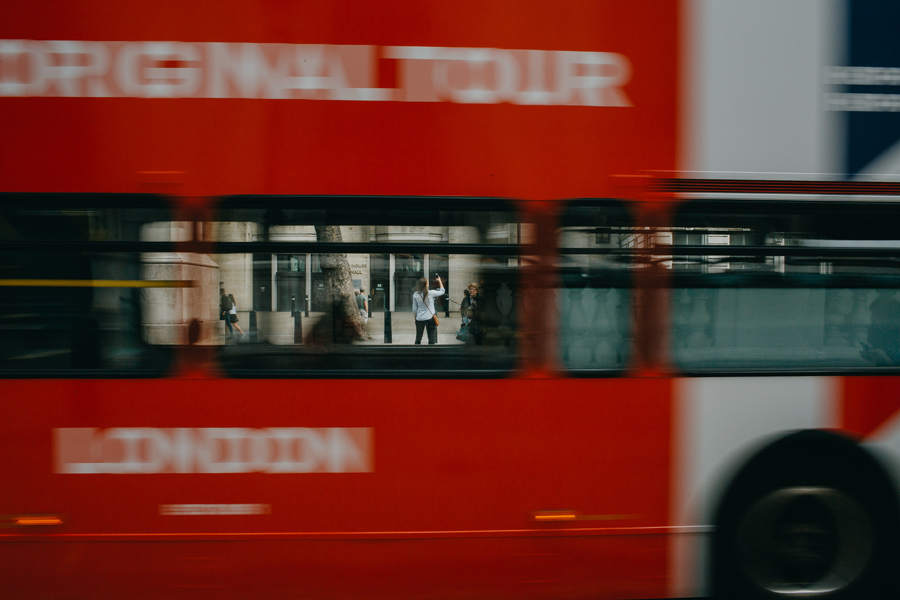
left=4, top=2, right=900, bottom=599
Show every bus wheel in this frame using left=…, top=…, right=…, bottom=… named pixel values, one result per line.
left=712, top=432, right=899, bottom=600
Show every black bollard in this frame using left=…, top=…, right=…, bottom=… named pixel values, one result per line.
left=294, top=311, right=303, bottom=344
left=291, top=294, right=302, bottom=344
left=384, top=310, right=392, bottom=344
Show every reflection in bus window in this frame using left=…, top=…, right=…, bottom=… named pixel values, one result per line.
left=0, top=195, right=186, bottom=374
left=206, top=197, right=524, bottom=376
left=664, top=201, right=900, bottom=371
left=556, top=201, right=633, bottom=371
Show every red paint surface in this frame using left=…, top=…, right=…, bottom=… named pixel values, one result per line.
left=1, top=378, right=672, bottom=599
left=0, top=2, right=679, bottom=597
left=0, top=1, right=678, bottom=200
left=841, top=376, right=900, bottom=439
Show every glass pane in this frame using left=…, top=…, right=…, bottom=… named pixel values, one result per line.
left=556, top=201, right=633, bottom=371
left=668, top=201, right=900, bottom=370
left=0, top=196, right=182, bottom=374
left=205, top=197, right=523, bottom=376
left=0, top=196, right=178, bottom=242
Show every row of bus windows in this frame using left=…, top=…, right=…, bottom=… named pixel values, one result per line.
left=2, top=196, right=900, bottom=375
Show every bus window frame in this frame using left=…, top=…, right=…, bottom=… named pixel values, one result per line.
left=204, top=194, right=531, bottom=379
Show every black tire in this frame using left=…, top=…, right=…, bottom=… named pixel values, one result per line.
left=711, top=430, right=899, bottom=600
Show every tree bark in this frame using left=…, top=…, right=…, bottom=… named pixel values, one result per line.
left=314, top=225, right=367, bottom=341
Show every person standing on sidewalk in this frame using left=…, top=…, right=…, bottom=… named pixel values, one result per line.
left=219, top=289, right=234, bottom=338
left=459, top=282, right=484, bottom=344
left=357, top=288, right=373, bottom=340
left=412, top=275, right=444, bottom=345
left=228, top=293, right=246, bottom=339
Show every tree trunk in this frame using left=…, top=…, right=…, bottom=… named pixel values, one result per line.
left=314, top=225, right=367, bottom=341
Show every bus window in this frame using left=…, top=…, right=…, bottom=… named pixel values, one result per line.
left=0, top=194, right=185, bottom=375
left=205, top=196, right=524, bottom=376
left=556, top=200, right=633, bottom=372
left=667, top=200, right=900, bottom=371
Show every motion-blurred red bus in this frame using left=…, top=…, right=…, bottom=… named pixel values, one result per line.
left=4, top=2, right=900, bottom=599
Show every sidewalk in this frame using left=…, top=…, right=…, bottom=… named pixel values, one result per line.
left=355, top=311, right=465, bottom=345
left=216, top=310, right=467, bottom=345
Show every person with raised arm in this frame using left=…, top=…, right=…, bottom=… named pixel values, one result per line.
left=412, top=274, right=444, bottom=345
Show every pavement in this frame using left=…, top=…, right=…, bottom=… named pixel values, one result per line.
left=352, top=311, right=465, bottom=345
left=218, top=310, right=467, bottom=346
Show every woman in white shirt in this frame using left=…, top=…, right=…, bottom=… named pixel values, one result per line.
left=227, top=293, right=246, bottom=338
left=412, top=275, right=445, bottom=345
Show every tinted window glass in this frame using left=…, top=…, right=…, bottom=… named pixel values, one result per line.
left=0, top=194, right=183, bottom=375
left=668, top=201, right=900, bottom=371
left=557, top=200, right=633, bottom=371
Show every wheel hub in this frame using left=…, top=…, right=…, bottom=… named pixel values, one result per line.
left=736, top=486, right=873, bottom=596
